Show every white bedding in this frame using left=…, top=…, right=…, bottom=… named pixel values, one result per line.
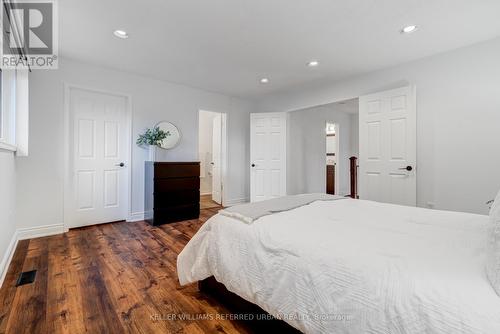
left=177, top=199, right=500, bottom=333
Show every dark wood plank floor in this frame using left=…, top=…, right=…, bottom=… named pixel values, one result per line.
left=0, top=208, right=254, bottom=334
left=200, top=195, right=222, bottom=210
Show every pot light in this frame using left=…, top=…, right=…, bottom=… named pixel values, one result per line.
left=113, top=30, right=129, bottom=39
left=260, top=78, right=269, bottom=84
left=401, top=25, right=417, bottom=34
left=308, top=60, right=319, bottom=67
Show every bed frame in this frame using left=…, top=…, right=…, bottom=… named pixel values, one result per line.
left=199, top=276, right=301, bottom=333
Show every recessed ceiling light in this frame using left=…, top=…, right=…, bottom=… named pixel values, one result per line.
left=113, top=30, right=129, bottom=39
left=260, top=78, right=269, bottom=84
left=401, top=25, right=417, bottom=34
left=308, top=60, right=319, bottom=67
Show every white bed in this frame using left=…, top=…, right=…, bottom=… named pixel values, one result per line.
left=177, top=198, right=500, bottom=333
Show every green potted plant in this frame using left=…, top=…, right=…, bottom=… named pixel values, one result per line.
left=136, top=126, right=170, bottom=161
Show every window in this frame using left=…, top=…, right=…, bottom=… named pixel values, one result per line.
left=15, top=69, right=30, bottom=156
left=0, top=70, right=2, bottom=140
left=0, top=1, right=30, bottom=153
left=0, top=69, right=17, bottom=151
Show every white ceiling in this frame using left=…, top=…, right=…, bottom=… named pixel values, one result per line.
left=60, top=0, right=500, bottom=98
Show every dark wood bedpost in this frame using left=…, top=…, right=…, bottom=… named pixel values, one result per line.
left=349, top=156, right=358, bottom=199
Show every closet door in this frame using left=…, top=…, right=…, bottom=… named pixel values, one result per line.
left=359, top=86, right=416, bottom=206
left=67, top=87, right=129, bottom=227
left=250, top=113, right=287, bottom=202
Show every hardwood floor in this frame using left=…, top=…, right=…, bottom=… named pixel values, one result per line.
left=200, top=195, right=222, bottom=210
left=0, top=208, right=254, bottom=334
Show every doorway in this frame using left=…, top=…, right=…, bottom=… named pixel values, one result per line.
left=199, top=110, right=226, bottom=209
left=325, top=122, right=339, bottom=194
left=64, top=86, right=131, bottom=228
left=286, top=100, right=357, bottom=196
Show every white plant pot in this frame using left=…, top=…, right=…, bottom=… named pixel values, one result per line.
left=148, top=145, right=158, bottom=161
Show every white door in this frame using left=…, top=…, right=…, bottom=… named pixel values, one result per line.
left=250, top=112, right=287, bottom=202
left=67, top=88, right=129, bottom=227
left=212, top=114, right=222, bottom=204
left=359, top=86, right=416, bottom=206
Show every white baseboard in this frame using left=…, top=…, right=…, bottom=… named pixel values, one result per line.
left=200, top=192, right=212, bottom=196
left=224, top=198, right=249, bottom=207
left=17, top=224, right=66, bottom=240
left=127, top=211, right=145, bottom=222
left=0, top=230, right=19, bottom=288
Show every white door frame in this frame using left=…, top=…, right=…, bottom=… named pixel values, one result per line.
left=325, top=122, right=340, bottom=195
left=198, top=110, right=228, bottom=207
left=63, top=83, right=133, bottom=230
left=220, top=113, right=228, bottom=206
left=334, top=123, right=340, bottom=195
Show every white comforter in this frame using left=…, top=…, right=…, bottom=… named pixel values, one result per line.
left=177, top=199, right=500, bottom=333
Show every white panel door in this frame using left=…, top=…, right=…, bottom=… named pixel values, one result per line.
left=359, top=86, right=416, bottom=206
left=68, top=88, right=129, bottom=227
left=250, top=112, right=287, bottom=202
left=212, top=114, right=222, bottom=204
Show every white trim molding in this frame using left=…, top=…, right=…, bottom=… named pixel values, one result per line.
left=17, top=224, right=67, bottom=240
left=127, top=212, right=145, bottom=222
left=224, top=198, right=249, bottom=207
left=0, top=230, right=19, bottom=288
left=0, top=142, right=17, bottom=152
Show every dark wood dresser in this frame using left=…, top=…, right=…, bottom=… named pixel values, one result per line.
left=145, top=162, right=200, bottom=225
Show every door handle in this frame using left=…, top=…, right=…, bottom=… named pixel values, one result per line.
left=251, top=164, right=256, bottom=167
left=115, top=162, right=125, bottom=167
left=398, top=166, right=412, bottom=171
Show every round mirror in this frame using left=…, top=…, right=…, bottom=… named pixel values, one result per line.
left=155, top=121, right=181, bottom=149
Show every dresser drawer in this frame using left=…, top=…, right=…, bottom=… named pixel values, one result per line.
left=154, top=164, right=200, bottom=178
left=153, top=204, right=200, bottom=225
left=154, top=190, right=200, bottom=208
left=154, top=177, right=199, bottom=192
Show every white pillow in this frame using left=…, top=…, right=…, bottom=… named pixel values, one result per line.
left=486, top=190, right=500, bottom=295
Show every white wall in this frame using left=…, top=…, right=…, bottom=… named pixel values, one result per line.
left=16, top=57, right=253, bottom=230
left=0, top=150, right=16, bottom=280
left=260, top=37, right=500, bottom=214
left=326, top=135, right=336, bottom=158
left=199, top=110, right=218, bottom=194
left=287, top=104, right=356, bottom=195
